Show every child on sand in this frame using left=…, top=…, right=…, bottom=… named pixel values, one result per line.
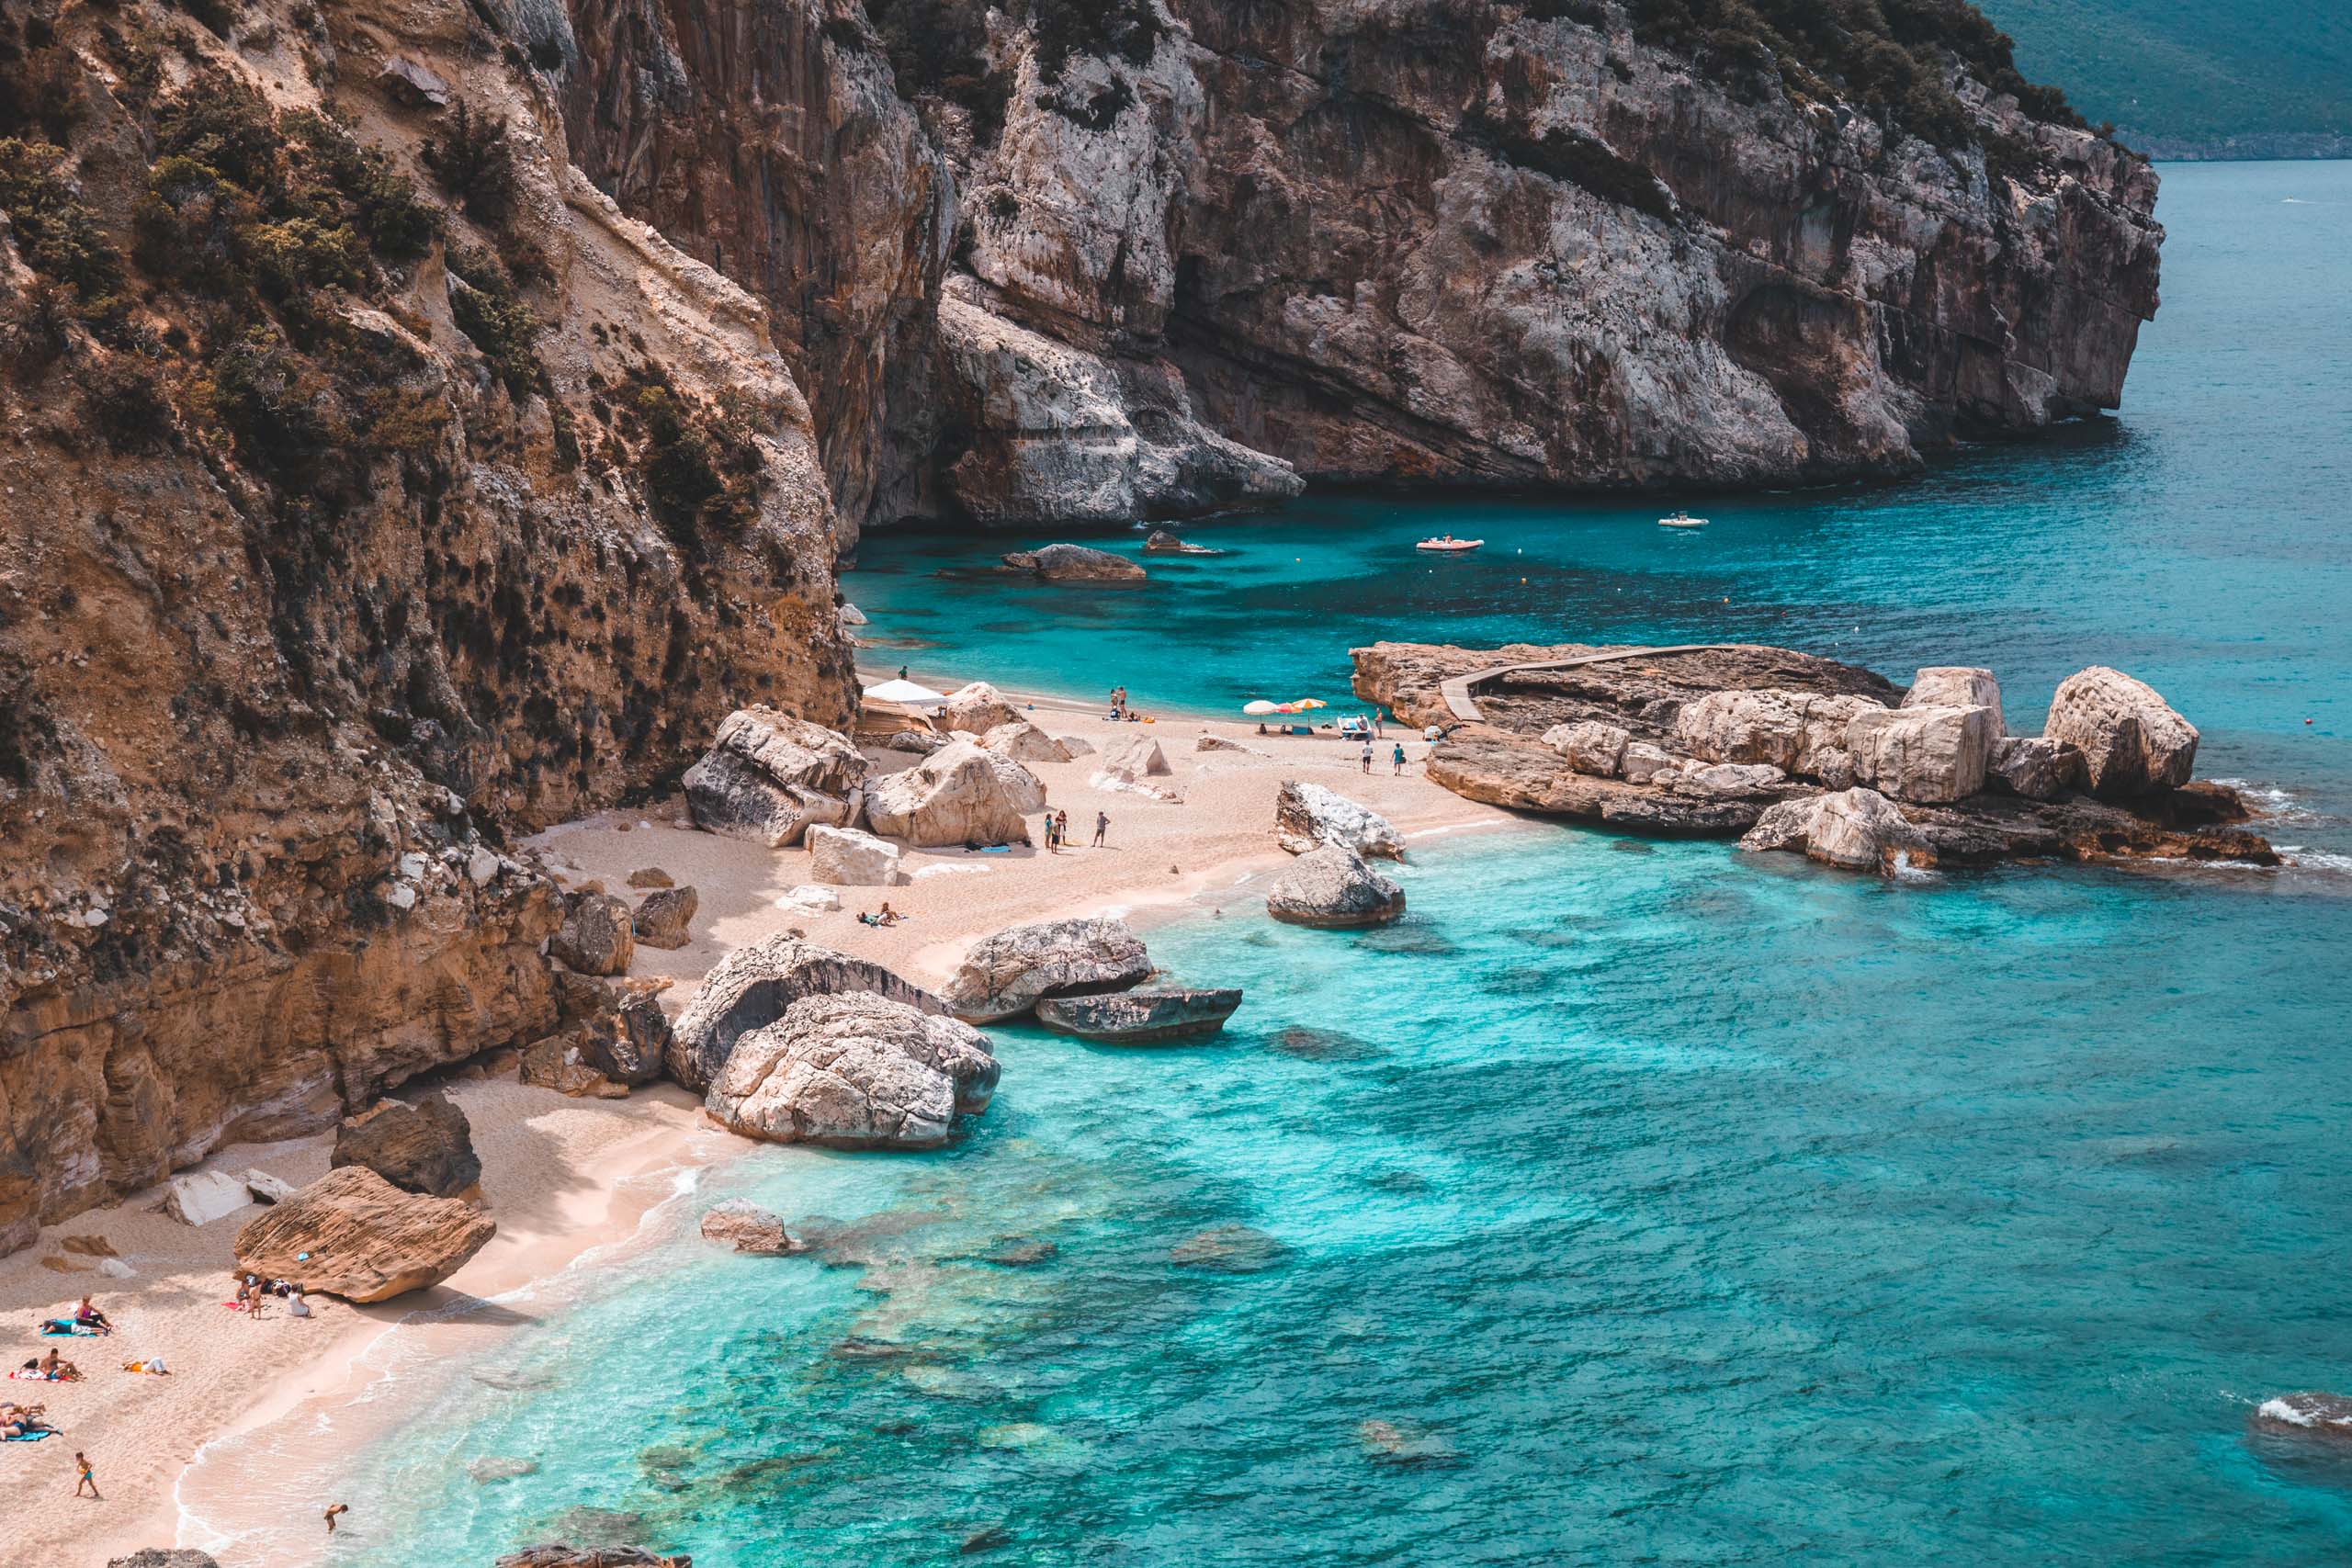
left=74, top=1451, right=98, bottom=1499
left=325, top=1503, right=349, bottom=1534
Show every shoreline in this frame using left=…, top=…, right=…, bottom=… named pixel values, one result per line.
left=0, top=682, right=1517, bottom=1568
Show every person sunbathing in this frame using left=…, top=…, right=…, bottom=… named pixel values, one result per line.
left=73, top=1297, right=111, bottom=1335
left=2, top=1403, right=54, bottom=1437
left=36, top=1349, right=78, bottom=1382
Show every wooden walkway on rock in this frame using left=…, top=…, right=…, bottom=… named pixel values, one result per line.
left=1437, top=645, right=1747, bottom=723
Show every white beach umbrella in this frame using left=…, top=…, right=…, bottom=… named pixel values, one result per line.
left=864, top=677, right=947, bottom=704
left=1241, top=699, right=1279, bottom=716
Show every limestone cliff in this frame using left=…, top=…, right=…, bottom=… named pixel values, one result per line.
left=560, top=0, right=2158, bottom=523
left=0, top=0, right=2161, bottom=1251
left=0, top=0, right=853, bottom=1248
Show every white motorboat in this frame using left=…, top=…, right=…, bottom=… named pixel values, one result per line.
left=1415, top=536, right=1485, bottom=552
left=1657, top=511, right=1709, bottom=528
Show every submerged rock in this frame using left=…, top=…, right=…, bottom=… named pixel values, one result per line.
left=1001, top=543, right=1147, bottom=582
left=1035, top=988, right=1243, bottom=1044
left=942, top=916, right=1152, bottom=1022
left=699, top=1200, right=803, bottom=1256
left=469, top=1456, right=541, bottom=1483
left=2045, top=666, right=2199, bottom=797
left=331, top=1092, right=481, bottom=1200
left=1265, top=845, right=1405, bottom=929
left=707, top=993, right=998, bottom=1148
left=2252, top=1393, right=2352, bottom=1440
left=107, top=1554, right=222, bottom=1568
left=1143, top=529, right=1220, bottom=555
left=1170, top=1224, right=1288, bottom=1273
left=1273, top=780, right=1404, bottom=859
left=667, top=935, right=946, bottom=1093
left=683, top=707, right=866, bottom=848
left=233, top=1167, right=496, bottom=1303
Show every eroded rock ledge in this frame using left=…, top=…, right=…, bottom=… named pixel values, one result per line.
left=1354, top=641, right=2278, bottom=872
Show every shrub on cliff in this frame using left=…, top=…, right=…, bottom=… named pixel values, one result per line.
left=1628, top=0, right=2085, bottom=150
left=0, top=138, right=127, bottom=321
left=447, top=243, right=542, bottom=400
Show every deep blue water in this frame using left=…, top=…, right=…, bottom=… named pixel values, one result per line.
left=300, top=162, right=2352, bottom=1566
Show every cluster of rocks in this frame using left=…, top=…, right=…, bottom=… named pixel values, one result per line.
left=942, top=916, right=1242, bottom=1045
left=1091, top=736, right=1184, bottom=804
left=685, top=702, right=1048, bottom=866
left=1353, top=642, right=2277, bottom=874
left=1262, top=783, right=1408, bottom=927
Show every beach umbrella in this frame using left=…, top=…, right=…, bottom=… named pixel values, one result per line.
left=864, top=677, right=946, bottom=704
left=1274, top=698, right=1329, bottom=714
left=1242, top=699, right=1279, bottom=716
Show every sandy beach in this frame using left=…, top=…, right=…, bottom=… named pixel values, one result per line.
left=0, top=685, right=1511, bottom=1568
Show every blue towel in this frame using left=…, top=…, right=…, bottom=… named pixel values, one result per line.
left=3, top=1429, right=55, bottom=1442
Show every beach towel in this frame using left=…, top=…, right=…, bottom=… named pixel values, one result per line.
left=8, top=1369, right=58, bottom=1381
left=2, top=1429, right=56, bottom=1442
left=38, top=1324, right=99, bottom=1337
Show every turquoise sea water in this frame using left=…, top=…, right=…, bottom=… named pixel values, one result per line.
left=305, top=163, right=2352, bottom=1565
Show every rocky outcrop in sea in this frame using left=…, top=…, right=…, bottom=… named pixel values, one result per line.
left=1354, top=641, right=2278, bottom=873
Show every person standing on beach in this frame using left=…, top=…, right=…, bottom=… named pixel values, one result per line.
left=1360, top=739, right=1373, bottom=774
left=74, top=1451, right=98, bottom=1499
left=1392, top=741, right=1406, bottom=775
left=325, top=1503, right=349, bottom=1535
left=1093, top=811, right=1108, bottom=847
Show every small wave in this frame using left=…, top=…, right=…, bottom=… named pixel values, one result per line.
left=912, top=863, right=991, bottom=879
left=2211, top=779, right=2309, bottom=818
left=2259, top=1397, right=2318, bottom=1427
left=2286, top=851, right=2352, bottom=874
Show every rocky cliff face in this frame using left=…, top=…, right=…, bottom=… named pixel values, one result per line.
left=0, top=0, right=2157, bottom=1250
left=563, top=0, right=2158, bottom=524
left=0, top=0, right=853, bottom=1248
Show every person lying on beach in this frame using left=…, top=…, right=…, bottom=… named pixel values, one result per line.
left=3, top=1403, right=55, bottom=1437
left=859, top=902, right=906, bottom=928
left=121, top=1357, right=170, bottom=1375
left=72, top=1297, right=111, bottom=1335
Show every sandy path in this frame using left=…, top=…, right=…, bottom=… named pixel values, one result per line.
left=0, top=693, right=1512, bottom=1566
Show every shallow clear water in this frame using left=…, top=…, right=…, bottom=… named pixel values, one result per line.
left=314, top=163, right=2352, bottom=1565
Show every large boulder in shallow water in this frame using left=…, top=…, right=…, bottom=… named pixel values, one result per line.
left=683, top=706, right=866, bottom=847
left=667, top=935, right=946, bottom=1092
left=1843, top=705, right=1996, bottom=802
left=2044, top=666, right=2199, bottom=798
left=942, top=916, right=1152, bottom=1022
left=331, top=1092, right=481, bottom=1199
left=707, top=993, right=999, bottom=1148
left=233, top=1166, right=495, bottom=1303
left=1274, top=780, right=1404, bottom=859
left=1266, top=845, right=1406, bottom=928
left=1002, top=543, right=1147, bottom=581
left=865, top=740, right=1036, bottom=847
left=1035, top=987, right=1243, bottom=1043
left=1741, top=787, right=1919, bottom=873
